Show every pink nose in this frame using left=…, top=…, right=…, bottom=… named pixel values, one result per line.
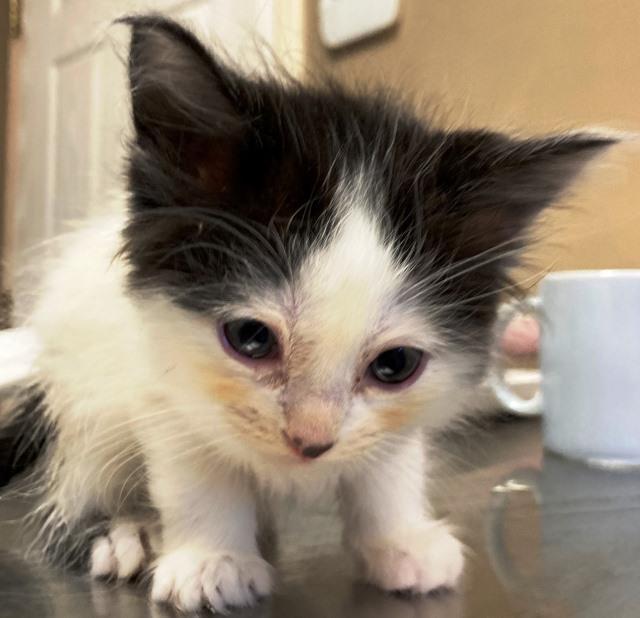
left=283, top=431, right=335, bottom=459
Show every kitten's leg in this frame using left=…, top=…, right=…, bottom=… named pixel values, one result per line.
left=40, top=424, right=147, bottom=570
left=147, top=455, right=272, bottom=613
left=340, top=432, right=464, bottom=594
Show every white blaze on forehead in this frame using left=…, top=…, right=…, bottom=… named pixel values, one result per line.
left=297, top=195, right=404, bottom=377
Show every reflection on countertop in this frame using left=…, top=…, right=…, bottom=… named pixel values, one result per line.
left=2, top=417, right=640, bottom=618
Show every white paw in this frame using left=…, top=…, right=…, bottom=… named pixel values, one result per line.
left=90, top=522, right=148, bottom=580
left=351, top=521, right=464, bottom=594
left=151, top=548, right=273, bottom=613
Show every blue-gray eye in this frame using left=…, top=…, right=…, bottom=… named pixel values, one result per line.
left=369, top=347, right=423, bottom=384
left=223, top=319, right=277, bottom=359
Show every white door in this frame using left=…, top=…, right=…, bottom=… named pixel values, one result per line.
left=8, top=0, right=302, bottom=304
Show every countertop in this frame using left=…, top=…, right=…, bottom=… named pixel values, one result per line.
left=2, top=417, right=640, bottom=618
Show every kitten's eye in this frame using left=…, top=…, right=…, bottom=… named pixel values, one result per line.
left=222, top=319, right=278, bottom=360
left=369, top=347, right=423, bottom=385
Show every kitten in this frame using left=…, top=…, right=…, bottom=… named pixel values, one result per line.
left=3, top=14, right=616, bottom=614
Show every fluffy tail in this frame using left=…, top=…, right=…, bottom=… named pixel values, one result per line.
left=0, top=386, right=50, bottom=488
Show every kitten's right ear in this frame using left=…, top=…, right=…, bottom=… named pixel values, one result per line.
left=118, top=15, right=247, bottom=174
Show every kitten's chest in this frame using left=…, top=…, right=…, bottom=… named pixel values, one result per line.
left=255, top=460, right=343, bottom=502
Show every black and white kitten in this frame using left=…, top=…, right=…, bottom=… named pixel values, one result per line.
left=7, top=14, right=616, bottom=614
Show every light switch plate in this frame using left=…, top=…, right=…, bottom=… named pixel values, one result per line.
left=319, top=0, right=400, bottom=49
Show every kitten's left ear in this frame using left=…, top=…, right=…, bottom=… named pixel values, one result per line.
left=433, top=130, right=620, bottom=264
left=118, top=15, right=247, bottom=181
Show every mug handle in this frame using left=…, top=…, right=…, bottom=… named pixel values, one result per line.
left=488, top=297, right=543, bottom=416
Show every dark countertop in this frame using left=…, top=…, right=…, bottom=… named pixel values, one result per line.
left=2, top=417, right=640, bottom=618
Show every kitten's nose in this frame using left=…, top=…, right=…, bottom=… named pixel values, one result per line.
left=283, top=432, right=334, bottom=459
left=301, top=442, right=334, bottom=459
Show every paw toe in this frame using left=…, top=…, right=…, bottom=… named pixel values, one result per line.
left=90, top=537, right=116, bottom=579
left=111, top=524, right=146, bottom=579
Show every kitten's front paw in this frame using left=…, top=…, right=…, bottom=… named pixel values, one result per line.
left=90, top=522, right=149, bottom=580
left=351, top=521, right=464, bottom=594
left=151, top=548, right=273, bottom=613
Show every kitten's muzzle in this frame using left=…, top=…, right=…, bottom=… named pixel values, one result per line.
left=281, top=389, right=344, bottom=460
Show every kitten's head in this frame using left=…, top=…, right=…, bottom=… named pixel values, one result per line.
left=120, top=16, right=615, bottom=466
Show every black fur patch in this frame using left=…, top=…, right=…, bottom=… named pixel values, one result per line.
left=0, top=386, right=51, bottom=488
left=119, top=15, right=616, bottom=349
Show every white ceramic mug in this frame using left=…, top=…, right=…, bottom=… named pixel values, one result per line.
left=491, top=270, right=640, bottom=467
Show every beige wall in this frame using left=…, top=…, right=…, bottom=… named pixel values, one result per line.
left=0, top=0, right=13, bottom=326
left=306, top=0, right=640, bottom=277
left=1, top=6, right=20, bottom=326
left=0, top=0, right=8, bottom=291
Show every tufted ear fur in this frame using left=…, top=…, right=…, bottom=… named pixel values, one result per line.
left=430, top=130, right=618, bottom=267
